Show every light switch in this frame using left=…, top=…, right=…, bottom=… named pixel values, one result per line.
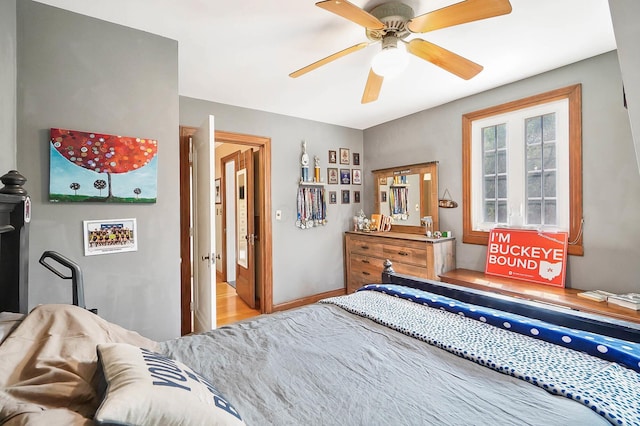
left=275, top=210, right=282, bottom=221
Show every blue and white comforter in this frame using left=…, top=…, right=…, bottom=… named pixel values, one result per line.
left=321, top=285, right=640, bottom=426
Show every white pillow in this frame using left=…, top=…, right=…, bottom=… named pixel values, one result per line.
left=95, top=343, right=245, bottom=426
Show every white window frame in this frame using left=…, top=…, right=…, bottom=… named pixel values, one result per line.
left=462, top=85, right=583, bottom=256
left=470, top=99, right=570, bottom=231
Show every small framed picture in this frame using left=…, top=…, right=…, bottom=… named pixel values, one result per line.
left=340, top=148, right=350, bottom=165
left=215, top=178, right=222, bottom=204
left=381, top=191, right=387, bottom=202
left=329, top=191, right=337, bottom=204
left=328, top=150, right=337, bottom=164
left=354, top=191, right=361, bottom=203
left=353, top=152, right=360, bottom=166
left=327, top=167, right=339, bottom=184
left=341, top=190, right=350, bottom=204
left=379, top=177, right=388, bottom=185
left=340, top=168, right=351, bottom=185
left=83, top=218, right=138, bottom=256
left=352, top=169, right=361, bottom=185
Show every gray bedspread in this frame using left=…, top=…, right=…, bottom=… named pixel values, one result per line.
left=159, top=303, right=608, bottom=426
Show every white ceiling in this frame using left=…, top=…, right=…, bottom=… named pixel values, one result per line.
left=34, top=0, right=616, bottom=130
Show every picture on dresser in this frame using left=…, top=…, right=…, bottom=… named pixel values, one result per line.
left=340, top=169, right=351, bottom=185
left=342, top=190, right=350, bottom=204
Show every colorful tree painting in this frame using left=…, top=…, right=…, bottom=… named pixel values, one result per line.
left=49, top=128, right=158, bottom=202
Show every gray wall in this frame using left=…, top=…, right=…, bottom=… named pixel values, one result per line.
left=0, top=0, right=17, bottom=173
left=180, top=97, right=363, bottom=304
left=16, top=1, right=180, bottom=340
left=363, top=51, right=640, bottom=293
left=609, top=0, right=640, bottom=174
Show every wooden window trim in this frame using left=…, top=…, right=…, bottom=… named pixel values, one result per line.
left=462, top=84, right=583, bottom=256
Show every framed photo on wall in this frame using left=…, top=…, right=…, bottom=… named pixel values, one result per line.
left=83, top=218, right=138, bottom=256
left=353, top=152, right=360, bottom=166
left=354, top=191, right=361, bottom=203
left=352, top=169, right=361, bottom=185
left=328, top=150, right=337, bottom=164
left=340, top=148, right=350, bottom=165
left=340, top=169, right=351, bottom=185
left=381, top=191, right=387, bottom=202
left=329, top=191, right=337, bottom=204
left=341, top=190, right=350, bottom=204
left=327, top=168, right=339, bottom=184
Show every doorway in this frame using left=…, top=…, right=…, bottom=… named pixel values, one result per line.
left=179, top=126, right=273, bottom=335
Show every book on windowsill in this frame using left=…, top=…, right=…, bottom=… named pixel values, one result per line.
left=607, top=293, right=640, bottom=310
left=577, top=290, right=616, bottom=302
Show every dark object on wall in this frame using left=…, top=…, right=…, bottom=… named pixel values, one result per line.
left=438, top=188, right=458, bottom=208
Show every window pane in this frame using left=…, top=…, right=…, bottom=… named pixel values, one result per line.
left=542, top=113, right=556, bottom=142
left=484, top=177, right=495, bottom=198
left=483, top=152, right=496, bottom=174
left=526, top=144, right=541, bottom=171
left=484, top=202, right=496, bottom=223
left=497, top=151, right=507, bottom=173
left=543, top=142, right=556, bottom=169
left=544, top=171, right=556, bottom=197
left=527, top=200, right=541, bottom=224
left=544, top=200, right=556, bottom=225
left=526, top=116, right=542, bottom=145
left=497, top=124, right=507, bottom=149
left=497, top=201, right=508, bottom=223
left=527, top=172, right=541, bottom=197
left=497, top=175, right=507, bottom=198
left=483, top=126, right=496, bottom=151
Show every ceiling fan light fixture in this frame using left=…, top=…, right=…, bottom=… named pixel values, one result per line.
left=371, top=35, right=408, bottom=79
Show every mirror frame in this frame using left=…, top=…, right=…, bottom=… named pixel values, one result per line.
left=372, top=162, right=439, bottom=234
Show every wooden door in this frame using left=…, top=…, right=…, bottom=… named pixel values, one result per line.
left=235, top=149, right=256, bottom=308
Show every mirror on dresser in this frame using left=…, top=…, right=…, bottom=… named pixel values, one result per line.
left=372, top=162, right=439, bottom=233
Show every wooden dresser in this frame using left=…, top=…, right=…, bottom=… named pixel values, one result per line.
left=344, top=231, right=456, bottom=294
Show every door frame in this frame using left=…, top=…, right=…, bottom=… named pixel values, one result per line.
left=180, top=126, right=273, bottom=335
left=219, top=150, right=242, bottom=283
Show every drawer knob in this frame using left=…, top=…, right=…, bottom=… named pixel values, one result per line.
left=361, top=259, right=370, bottom=264
left=398, top=251, right=409, bottom=256
left=362, top=271, right=370, bottom=276
left=360, top=245, right=369, bottom=250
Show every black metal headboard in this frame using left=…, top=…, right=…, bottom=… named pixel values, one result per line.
left=0, top=170, right=30, bottom=314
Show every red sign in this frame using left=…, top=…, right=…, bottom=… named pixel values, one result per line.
left=485, top=228, right=569, bottom=287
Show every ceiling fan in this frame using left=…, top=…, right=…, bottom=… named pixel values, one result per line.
left=290, top=0, right=512, bottom=103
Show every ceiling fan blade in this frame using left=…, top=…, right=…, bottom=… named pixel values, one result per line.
left=361, top=69, right=383, bottom=104
left=316, top=0, right=385, bottom=30
left=289, top=42, right=369, bottom=78
left=407, top=39, right=483, bottom=80
left=408, top=0, right=512, bottom=33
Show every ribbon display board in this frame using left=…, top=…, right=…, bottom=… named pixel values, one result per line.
left=485, top=228, right=569, bottom=287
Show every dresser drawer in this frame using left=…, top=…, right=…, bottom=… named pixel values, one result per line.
left=393, top=262, right=431, bottom=280
left=382, top=242, right=426, bottom=267
left=348, top=235, right=383, bottom=257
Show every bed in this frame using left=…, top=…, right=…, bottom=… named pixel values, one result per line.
left=1, top=172, right=639, bottom=425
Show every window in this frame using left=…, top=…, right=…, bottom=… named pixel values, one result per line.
left=463, top=85, right=583, bottom=255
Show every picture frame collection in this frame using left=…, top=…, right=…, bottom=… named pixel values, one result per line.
left=327, top=148, right=360, bottom=204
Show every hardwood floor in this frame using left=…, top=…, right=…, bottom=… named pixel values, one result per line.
left=216, top=281, right=260, bottom=327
